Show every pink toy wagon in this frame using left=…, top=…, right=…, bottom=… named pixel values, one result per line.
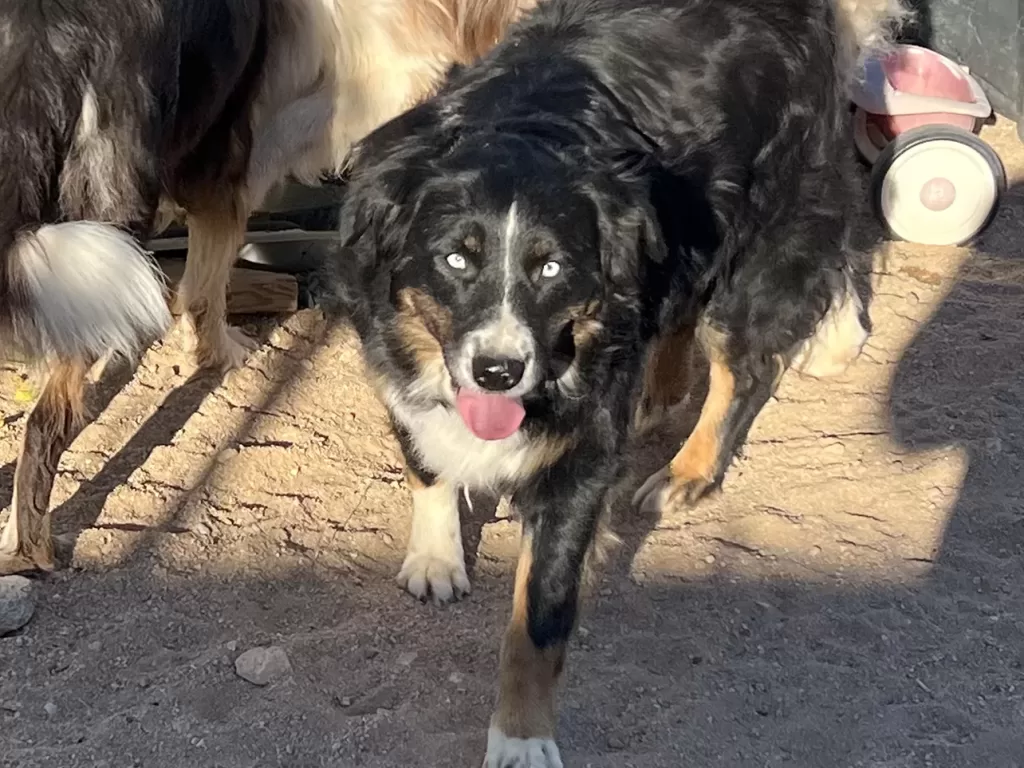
left=850, top=44, right=1007, bottom=246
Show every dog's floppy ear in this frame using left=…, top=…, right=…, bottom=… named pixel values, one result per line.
left=341, top=100, right=445, bottom=179
left=338, top=102, right=454, bottom=261
left=582, top=171, right=666, bottom=292
left=326, top=103, right=453, bottom=326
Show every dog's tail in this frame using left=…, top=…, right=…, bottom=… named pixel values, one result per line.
left=0, top=222, right=171, bottom=365
left=835, top=0, right=911, bottom=69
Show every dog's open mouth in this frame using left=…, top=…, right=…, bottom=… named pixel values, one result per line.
left=455, top=389, right=525, bottom=441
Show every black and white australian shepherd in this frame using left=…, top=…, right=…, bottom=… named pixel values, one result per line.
left=330, top=0, right=906, bottom=763
left=0, top=0, right=535, bottom=576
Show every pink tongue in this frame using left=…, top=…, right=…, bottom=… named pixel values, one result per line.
left=455, top=390, right=526, bottom=441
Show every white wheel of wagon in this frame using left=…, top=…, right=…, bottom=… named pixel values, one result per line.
left=870, top=124, right=1006, bottom=246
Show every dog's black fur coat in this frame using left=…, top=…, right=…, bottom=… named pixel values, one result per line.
left=331, top=0, right=859, bottom=655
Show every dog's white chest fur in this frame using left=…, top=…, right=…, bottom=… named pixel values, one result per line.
left=389, top=397, right=537, bottom=489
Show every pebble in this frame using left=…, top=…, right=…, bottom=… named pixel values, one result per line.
left=225, top=640, right=238, bottom=652
left=234, top=646, right=292, bottom=686
left=43, top=702, right=57, bottom=717
left=396, top=651, right=418, bottom=667
left=87, top=641, right=102, bottom=652
left=0, top=576, right=36, bottom=635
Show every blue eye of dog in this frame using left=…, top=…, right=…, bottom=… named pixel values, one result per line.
left=540, top=261, right=561, bottom=278
left=445, top=253, right=468, bottom=270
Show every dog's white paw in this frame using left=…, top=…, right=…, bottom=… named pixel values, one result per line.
left=397, top=552, right=470, bottom=604
left=483, top=728, right=563, bottom=768
left=398, top=481, right=469, bottom=604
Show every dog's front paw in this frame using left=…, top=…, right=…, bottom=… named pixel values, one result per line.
left=483, top=728, right=563, bottom=768
left=396, top=553, right=471, bottom=605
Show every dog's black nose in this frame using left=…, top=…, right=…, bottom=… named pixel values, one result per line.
left=472, top=355, right=525, bottom=391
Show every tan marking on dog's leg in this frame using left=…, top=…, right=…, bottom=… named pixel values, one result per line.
left=178, top=198, right=257, bottom=372
left=396, top=471, right=470, bottom=604
left=484, top=535, right=564, bottom=768
left=0, top=361, right=90, bottom=575
left=668, top=353, right=734, bottom=488
left=636, top=326, right=696, bottom=430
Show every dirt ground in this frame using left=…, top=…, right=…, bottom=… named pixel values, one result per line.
left=2, top=118, right=1024, bottom=768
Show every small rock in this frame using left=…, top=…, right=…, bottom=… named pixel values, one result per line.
left=607, top=735, right=626, bottom=750
left=704, top=554, right=716, bottom=564
left=396, top=651, right=418, bottom=667
left=193, top=523, right=211, bottom=538
left=43, top=702, right=57, bottom=717
left=0, top=576, right=36, bottom=635
left=234, top=646, right=292, bottom=686
left=87, top=641, right=102, bottom=652
left=225, top=640, right=238, bottom=652
left=447, top=672, right=464, bottom=685
left=343, top=684, right=401, bottom=716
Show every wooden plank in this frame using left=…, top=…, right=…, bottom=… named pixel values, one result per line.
left=157, top=258, right=298, bottom=316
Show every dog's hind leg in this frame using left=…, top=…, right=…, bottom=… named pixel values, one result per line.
left=177, top=194, right=257, bottom=372
left=633, top=323, right=778, bottom=513
left=789, top=269, right=868, bottom=379
left=0, top=359, right=92, bottom=575
left=633, top=324, right=696, bottom=432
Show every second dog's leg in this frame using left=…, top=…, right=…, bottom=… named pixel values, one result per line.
left=178, top=197, right=257, bottom=372
left=0, top=360, right=91, bottom=574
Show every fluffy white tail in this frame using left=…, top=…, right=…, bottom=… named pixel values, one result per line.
left=1, top=222, right=171, bottom=363
left=836, top=0, right=911, bottom=70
